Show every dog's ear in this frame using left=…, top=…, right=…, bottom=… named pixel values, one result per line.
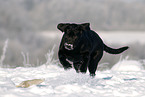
left=57, top=23, right=69, bottom=32
left=81, top=23, right=90, bottom=31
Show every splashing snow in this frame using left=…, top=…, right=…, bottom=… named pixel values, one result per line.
left=111, top=57, right=144, bottom=71
left=0, top=59, right=145, bottom=97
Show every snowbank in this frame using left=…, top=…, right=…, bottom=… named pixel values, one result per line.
left=111, top=59, right=144, bottom=71
left=0, top=61, right=145, bottom=97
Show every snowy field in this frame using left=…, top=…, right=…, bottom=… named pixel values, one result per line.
left=0, top=60, right=145, bottom=97
left=0, top=31, right=145, bottom=97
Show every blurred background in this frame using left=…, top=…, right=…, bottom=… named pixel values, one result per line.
left=0, top=0, right=145, bottom=69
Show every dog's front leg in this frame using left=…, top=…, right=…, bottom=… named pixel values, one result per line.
left=80, top=55, right=89, bottom=73
left=75, top=52, right=89, bottom=74
left=73, top=62, right=82, bottom=73
left=58, top=50, right=72, bottom=70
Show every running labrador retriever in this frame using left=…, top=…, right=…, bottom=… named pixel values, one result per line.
left=57, top=23, right=128, bottom=76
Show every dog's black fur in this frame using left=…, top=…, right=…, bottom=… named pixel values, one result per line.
left=57, top=23, right=129, bottom=76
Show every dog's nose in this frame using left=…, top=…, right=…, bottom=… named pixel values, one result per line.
left=64, top=43, right=73, bottom=50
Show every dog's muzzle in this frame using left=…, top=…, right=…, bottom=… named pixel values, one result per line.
left=64, top=43, right=74, bottom=50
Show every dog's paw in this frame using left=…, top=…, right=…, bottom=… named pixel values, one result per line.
left=63, top=65, right=72, bottom=70
left=90, top=73, right=96, bottom=78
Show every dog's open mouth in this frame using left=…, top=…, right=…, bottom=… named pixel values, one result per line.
left=64, top=43, right=74, bottom=50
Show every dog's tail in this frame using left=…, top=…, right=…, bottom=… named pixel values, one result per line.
left=104, top=44, right=129, bottom=54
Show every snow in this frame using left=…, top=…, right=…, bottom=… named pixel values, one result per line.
left=0, top=60, right=145, bottom=97
left=1, top=31, right=145, bottom=97
left=111, top=57, right=144, bottom=71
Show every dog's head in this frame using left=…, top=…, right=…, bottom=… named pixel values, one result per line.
left=57, top=23, right=90, bottom=50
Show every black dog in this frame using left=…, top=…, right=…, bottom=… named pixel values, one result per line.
left=57, top=23, right=128, bottom=76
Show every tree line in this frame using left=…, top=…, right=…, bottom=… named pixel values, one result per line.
left=0, top=0, right=145, bottom=34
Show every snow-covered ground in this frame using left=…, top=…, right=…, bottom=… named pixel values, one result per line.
left=0, top=60, right=145, bottom=97
left=0, top=31, right=145, bottom=97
